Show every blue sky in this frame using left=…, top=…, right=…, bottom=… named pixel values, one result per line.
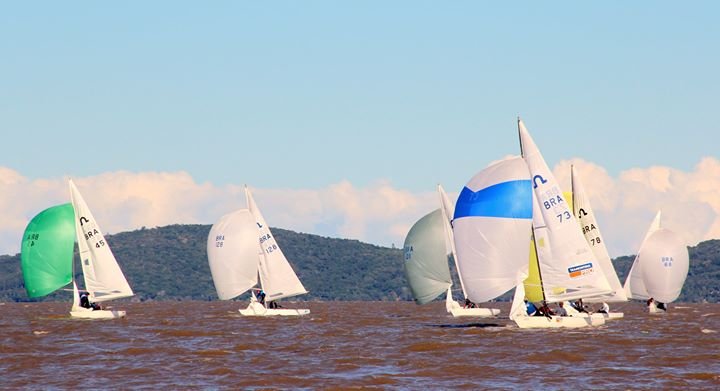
left=1, top=2, right=719, bottom=255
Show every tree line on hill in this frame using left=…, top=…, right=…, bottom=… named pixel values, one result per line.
left=0, top=225, right=718, bottom=303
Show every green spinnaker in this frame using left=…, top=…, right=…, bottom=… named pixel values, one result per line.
left=21, top=203, right=76, bottom=298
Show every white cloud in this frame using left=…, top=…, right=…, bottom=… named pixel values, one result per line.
left=2, top=158, right=720, bottom=257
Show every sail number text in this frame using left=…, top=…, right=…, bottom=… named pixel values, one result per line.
left=214, top=235, right=224, bottom=248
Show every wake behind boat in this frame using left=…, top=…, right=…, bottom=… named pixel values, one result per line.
left=207, top=186, right=309, bottom=317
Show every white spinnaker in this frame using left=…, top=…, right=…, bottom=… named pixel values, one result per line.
left=69, top=180, right=133, bottom=302
left=246, top=187, right=308, bottom=301
left=207, top=209, right=260, bottom=300
left=623, top=211, right=662, bottom=300
left=639, top=228, right=689, bottom=303
left=452, top=156, right=533, bottom=303
left=402, top=209, right=453, bottom=304
left=518, top=120, right=611, bottom=302
left=438, top=184, right=465, bottom=297
left=571, top=165, right=627, bottom=303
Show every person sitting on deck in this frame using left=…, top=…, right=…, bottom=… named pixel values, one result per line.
left=256, top=290, right=266, bottom=306
left=536, top=301, right=555, bottom=319
left=79, top=291, right=101, bottom=311
left=524, top=299, right=537, bottom=316
left=656, top=302, right=667, bottom=311
left=571, top=299, right=588, bottom=313
left=464, top=298, right=477, bottom=309
left=597, top=302, right=610, bottom=314
left=555, top=301, right=568, bottom=317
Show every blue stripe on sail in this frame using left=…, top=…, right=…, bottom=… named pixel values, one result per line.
left=454, top=180, right=533, bottom=219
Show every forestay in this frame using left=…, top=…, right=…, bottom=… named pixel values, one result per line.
left=438, top=184, right=465, bottom=297
left=519, top=120, right=612, bottom=302
left=452, top=156, right=533, bottom=303
left=207, top=209, right=261, bottom=300
left=246, top=187, right=308, bottom=301
left=403, top=209, right=453, bottom=304
left=571, top=166, right=627, bottom=303
left=69, top=180, right=134, bottom=302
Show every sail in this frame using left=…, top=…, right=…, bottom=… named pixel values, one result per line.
left=639, top=228, right=689, bottom=303
left=403, top=209, right=453, bottom=304
left=69, top=180, right=134, bottom=302
left=623, top=211, right=662, bottom=300
left=571, top=166, right=627, bottom=303
left=453, top=156, right=533, bottom=303
left=20, top=203, right=76, bottom=298
left=207, top=209, right=261, bottom=300
left=246, top=187, right=308, bottom=301
left=519, top=120, right=611, bottom=302
left=438, top=184, right=465, bottom=297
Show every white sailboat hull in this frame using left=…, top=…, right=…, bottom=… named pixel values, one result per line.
left=513, top=314, right=605, bottom=329
left=238, top=301, right=310, bottom=317
left=70, top=306, right=126, bottom=319
left=450, top=307, right=501, bottom=317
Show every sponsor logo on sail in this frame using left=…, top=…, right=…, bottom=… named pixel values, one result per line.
left=568, top=262, right=593, bottom=278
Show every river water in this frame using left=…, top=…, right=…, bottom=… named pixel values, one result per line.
left=1, top=301, right=718, bottom=389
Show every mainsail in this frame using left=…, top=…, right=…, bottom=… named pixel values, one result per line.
left=571, top=166, right=627, bottom=303
left=623, top=211, right=662, bottom=300
left=69, top=180, right=134, bottom=302
left=246, top=187, right=308, bottom=301
left=519, top=119, right=612, bottom=302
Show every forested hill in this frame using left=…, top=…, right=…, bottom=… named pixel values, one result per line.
left=0, top=224, right=411, bottom=302
left=1, top=225, right=719, bottom=302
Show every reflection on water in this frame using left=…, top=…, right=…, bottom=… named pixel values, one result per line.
left=1, top=301, right=719, bottom=389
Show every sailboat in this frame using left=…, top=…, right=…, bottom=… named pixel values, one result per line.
left=569, top=165, right=627, bottom=319
left=622, top=211, right=689, bottom=313
left=402, top=185, right=500, bottom=317
left=207, top=186, right=310, bottom=316
left=20, top=180, right=134, bottom=319
left=509, top=119, right=611, bottom=328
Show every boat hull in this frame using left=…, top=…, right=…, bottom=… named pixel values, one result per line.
left=239, top=301, right=310, bottom=317
left=450, top=307, right=501, bottom=317
left=514, top=314, right=605, bottom=329
left=70, top=307, right=126, bottom=319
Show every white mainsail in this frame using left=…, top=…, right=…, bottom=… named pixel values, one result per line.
left=518, top=120, right=612, bottom=302
left=246, top=187, right=308, bottom=301
left=452, top=156, right=534, bottom=303
left=207, top=209, right=260, bottom=300
left=402, top=208, right=453, bottom=304
left=571, top=165, right=627, bottom=303
left=623, top=211, right=662, bottom=300
left=69, top=179, right=133, bottom=303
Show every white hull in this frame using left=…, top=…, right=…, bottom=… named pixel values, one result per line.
left=70, top=307, right=126, bottom=319
left=238, top=301, right=309, bottom=317
left=450, top=307, right=501, bottom=317
left=514, top=314, right=605, bottom=329
left=602, top=312, right=624, bottom=319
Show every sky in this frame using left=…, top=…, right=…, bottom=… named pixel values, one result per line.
left=1, top=2, right=720, bottom=257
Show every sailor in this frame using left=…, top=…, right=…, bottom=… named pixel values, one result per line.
left=555, top=301, right=568, bottom=317
left=79, top=291, right=91, bottom=309
left=464, top=298, right=477, bottom=309
left=524, top=299, right=537, bottom=316
left=656, top=301, right=667, bottom=311
left=597, top=302, right=610, bottom=314
left=257, top=290, right=266, bottom=305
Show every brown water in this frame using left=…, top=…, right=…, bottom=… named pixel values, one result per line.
left=1, top=301, right=719, bottom=389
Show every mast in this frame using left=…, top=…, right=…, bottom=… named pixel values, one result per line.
left=519, top=118, right=546, bottom=302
